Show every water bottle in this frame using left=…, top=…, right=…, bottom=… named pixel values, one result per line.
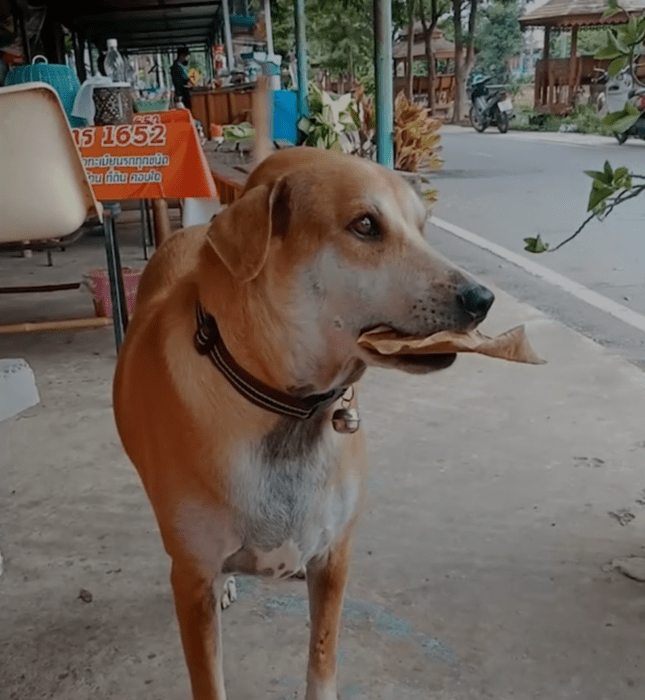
left=104, top=38, right=125, bottom=83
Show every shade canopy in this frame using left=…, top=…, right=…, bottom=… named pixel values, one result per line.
left=393, top=25, right=457, bottom=61
left=41, top=0, right=224, bottom=52
left=520, top=0, right=645, bottom=28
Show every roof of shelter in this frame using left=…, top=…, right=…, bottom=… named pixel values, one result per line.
left=520, top=0, right=645, bottom=28
left=43, top=0, right=224, bottom=52
left=393, top=26, right=457, bottom=60
left=392, top=37, right=458, bottom=61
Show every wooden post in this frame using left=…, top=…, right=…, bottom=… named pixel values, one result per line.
left=253, top=75, right=272, bottom=163
left=0, top=317, right=112, bottom=335
left=9, top=0, right=31, bottom=64
left=78, top=31, right=88, bottom=82
left=41, top=14, right=65, bottom=64
left=152, top=200, right=172, bottom=247
left=568, top=26, right=578, bottom=107
left=543, top=26, right=551, bottom=109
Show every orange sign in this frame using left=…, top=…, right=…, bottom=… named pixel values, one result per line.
left=72, top=109, right=218, bottom=201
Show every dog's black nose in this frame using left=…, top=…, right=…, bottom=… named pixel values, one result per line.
left=457, top=283, right=495, bottom=321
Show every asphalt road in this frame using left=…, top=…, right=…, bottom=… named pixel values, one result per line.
left=427, top=125, right=645, bottom=369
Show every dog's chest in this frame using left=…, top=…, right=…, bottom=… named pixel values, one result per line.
left=225, top=418, right=360, bottom=577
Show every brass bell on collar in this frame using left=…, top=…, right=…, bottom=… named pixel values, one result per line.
left=332, top=407, right=360, bottom=434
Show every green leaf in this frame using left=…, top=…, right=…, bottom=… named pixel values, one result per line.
left=588, top=184, right=616, bottom=212
left=620, top=17, right=645, bottom=46
left=594, top=30, right=630, bottom=59
left=524, top=235, right=549, bottom=254
left=603, top=0, right=620, bottom=17
left=602, top=106, right=628, bottom=127
left=604, top=160, right=613, bottom=179
left=608, top=55, right=629, bottom=77
left=602, top=103, right=641, bottom=133
left=584, top=169, right=606, bottom=181
left=604, top=5, right=621, bottom=17
left=595, top=44, right=621, bottom=60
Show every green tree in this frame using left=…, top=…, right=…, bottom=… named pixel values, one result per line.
left=418, top=0, right=451, bottom=111
left=307, top=0, right=375, bottom=84
left=577, top=27, right=611, bottom=56
left=265, top=0, right=407, bottom=90
left=451, top=0, right=480, bottom=122
left=475, top=0, right=524, bottom=82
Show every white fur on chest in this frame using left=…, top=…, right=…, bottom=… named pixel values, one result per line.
left=228, top=425, right=360, bottom=577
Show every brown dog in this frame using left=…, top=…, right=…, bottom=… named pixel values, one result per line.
left=113, top=147, right=493, bottom=700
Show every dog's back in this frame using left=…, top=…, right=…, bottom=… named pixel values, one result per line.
left=134, top=224, right=207, bottom=311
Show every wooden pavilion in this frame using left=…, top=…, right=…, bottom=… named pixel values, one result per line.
left=392, top=23, right=461, bottom=107
left=520, top=0, right=645, bottom=114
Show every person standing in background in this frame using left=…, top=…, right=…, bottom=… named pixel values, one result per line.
left=171, top=47, right=191, bottom=108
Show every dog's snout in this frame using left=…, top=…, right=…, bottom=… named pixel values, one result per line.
left=457, top=283, right=495, bottom=321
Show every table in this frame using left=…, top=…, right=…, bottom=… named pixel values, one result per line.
left=73, top=109, right=218, bottom=246
left=202, top=140, right=250, bottom=205
left=191, top=83, right=255, bottom=140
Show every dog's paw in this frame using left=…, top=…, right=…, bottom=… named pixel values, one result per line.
left=289, top=566, right=306, bottom=580
left=220, top=576, right=237, bottom=610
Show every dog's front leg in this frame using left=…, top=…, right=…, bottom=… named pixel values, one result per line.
left=305, top=535, right=352, bottom=700
left=171, top=559, right=226, bottom=700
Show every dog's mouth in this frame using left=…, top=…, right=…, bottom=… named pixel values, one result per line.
left=357, top=325, right=458, bottom=375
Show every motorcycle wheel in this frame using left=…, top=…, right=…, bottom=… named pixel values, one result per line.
left=470, top=105, right=487, bottom=133
left=497, top=110, right=509, bottom=134
left=615, top=131, right=628, bottom=145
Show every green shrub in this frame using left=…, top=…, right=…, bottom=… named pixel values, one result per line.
left=565, top=104, right=613, bottom=136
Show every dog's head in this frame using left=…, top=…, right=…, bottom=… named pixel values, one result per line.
left=206, top=148, right=493, bottom=387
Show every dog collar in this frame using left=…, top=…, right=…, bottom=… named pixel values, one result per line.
left=194, top=303, right=347, bottom=420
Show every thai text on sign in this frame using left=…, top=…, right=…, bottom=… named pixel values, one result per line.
left=72, top=110, right=218, bottom=201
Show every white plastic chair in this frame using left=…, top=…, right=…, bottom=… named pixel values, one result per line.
left=0, top=81, right=128, bottom=348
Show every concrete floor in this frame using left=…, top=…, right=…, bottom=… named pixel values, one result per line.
left=2, top=219, right=645, bottom=699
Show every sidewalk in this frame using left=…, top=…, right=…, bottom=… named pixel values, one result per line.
left=2, top=226, right=645, bottom=699
left=441, top=121, right=645, bottom=149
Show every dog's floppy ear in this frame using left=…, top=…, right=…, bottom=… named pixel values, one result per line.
left=206, top=178, right=290, bottom=283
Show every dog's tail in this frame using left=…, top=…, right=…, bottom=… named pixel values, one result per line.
left=252, top=75, right=273, bottom=165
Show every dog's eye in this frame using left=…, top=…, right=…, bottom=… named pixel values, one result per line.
left=350, top=215, right=380, bottom=240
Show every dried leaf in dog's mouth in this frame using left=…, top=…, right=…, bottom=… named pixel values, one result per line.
left=358, top=325, right=545, bottom=365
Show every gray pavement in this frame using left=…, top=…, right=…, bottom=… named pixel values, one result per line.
left=3, top=217, right=645, bottom=699
left=434, top=125, right=645, bottom=317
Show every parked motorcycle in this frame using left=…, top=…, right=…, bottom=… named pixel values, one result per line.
left=468, top=75, right=513, bottom=133
left=605, top=68, right=645, bottom=144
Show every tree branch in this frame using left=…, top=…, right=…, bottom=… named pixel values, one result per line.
left=550, top=183, right=645, bottom=251
left=600, top=183, right=645, bottom=219
left=548, top=211, right=597, bottom=252
left=616, top=0, right=632, bottom=22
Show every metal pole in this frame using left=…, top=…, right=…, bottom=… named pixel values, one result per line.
left=373, top=0, right=394, bottom=168
left=294, top=0, right=308, bottom=117
left=222, top=0, right=235, bottom=73
left=264, top=0, right=280, bottom=90
left=264, top=0, right=275, bottom=57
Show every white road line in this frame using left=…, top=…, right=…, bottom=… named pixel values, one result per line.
left=431, top=216, right=645, bottom=335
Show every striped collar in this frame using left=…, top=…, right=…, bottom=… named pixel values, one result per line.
left=194, top=303, right=346, bottom=420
